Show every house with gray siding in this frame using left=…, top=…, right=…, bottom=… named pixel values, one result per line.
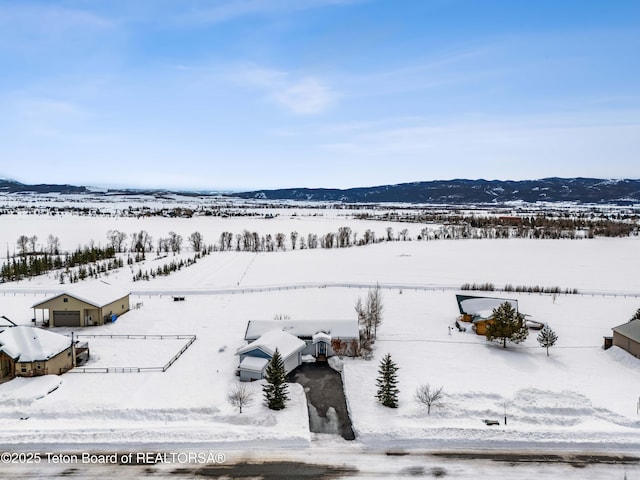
left=236, top=329, right=305, bottom=382
left=244, top=319, right=359, bottom=358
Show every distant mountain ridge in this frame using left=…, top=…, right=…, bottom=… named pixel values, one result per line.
left=232, top=178, right=640, bottom=204
left=2, top=177, right=640, bottom=204
left=0, top=179, right=88, bottom=194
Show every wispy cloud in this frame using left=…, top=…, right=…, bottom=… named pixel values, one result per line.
left=0, top=4, right=113, bottom=36
left=227, top=65, right=337, bottom=115
left=271, top=77, right=336, bottom=114
left=179, top=0, right=365, bottom=24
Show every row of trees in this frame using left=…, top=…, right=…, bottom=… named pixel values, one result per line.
left=108, top=230, right=207, bottom=254
left=1, top=245, right=118, bottom=282
left=216, top=227, right=404, bottom=253
left=461, top=282, right=579, bottom=295
left=14, top=234, right=61, bottom=256
left=358, top=212, right=638, bottom=239
left=131, top=251, right=209, bottom=282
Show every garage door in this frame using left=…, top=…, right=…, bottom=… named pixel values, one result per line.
left=53, top=311, right=81, bottom=327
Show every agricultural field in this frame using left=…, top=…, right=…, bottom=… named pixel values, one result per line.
left=0, top=197, right=639, bottom=478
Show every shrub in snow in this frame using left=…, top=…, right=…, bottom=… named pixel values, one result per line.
left=376, top=353, right=399, bottom=408
left=228, top=383, right=254, bottom=414
left=537, top=325, right=558, bottom=356
left=263, top=349, right=289, bottom=410
left=415, top=384, right=444, bottom=415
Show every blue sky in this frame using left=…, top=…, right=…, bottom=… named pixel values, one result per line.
left=1, top=0, right=639, bottom=190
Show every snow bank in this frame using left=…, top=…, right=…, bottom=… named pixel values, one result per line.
left=0, top=375, right=62, bottom=405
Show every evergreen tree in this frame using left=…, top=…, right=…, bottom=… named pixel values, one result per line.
left=631, top=308, right=640, bottom=322
left=537, top=324, right=558, bottom=356
left=376, top=353, right=399, bottom=408
left=485, top=301, right=529, bottom=348
left=263, top=349, right=289, bottom=410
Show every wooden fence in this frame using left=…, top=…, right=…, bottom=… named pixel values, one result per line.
left=68, top=334, right=196, bottom=374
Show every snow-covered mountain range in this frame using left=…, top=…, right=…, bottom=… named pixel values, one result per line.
left=2, top=177, right=640, bottom=204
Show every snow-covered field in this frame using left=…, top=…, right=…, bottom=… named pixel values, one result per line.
left=1, top=205, right=640, bottom=478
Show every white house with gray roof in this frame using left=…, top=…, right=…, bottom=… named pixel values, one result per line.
left=236, top=329, right=306, bottom=382
left=244, top=319, right=360, bottom=358
left=236, top=319, right=360, bottom=381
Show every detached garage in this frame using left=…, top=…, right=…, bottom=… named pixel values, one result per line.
left=33, top=282, right=130, bottom=327
left=612, top=319, right=640, bottom=359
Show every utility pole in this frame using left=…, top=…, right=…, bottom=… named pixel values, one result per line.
left=504, top=403, right=507, bottom=426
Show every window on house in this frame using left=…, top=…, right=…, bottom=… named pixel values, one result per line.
left=21, top=368, right=26, bottom=373
left=63, top=298, right=68, bottom=303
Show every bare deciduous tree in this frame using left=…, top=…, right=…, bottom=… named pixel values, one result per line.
left=107, top=230, right=127, bottom=252
left=168, top=231, right=183, bottom=253
left=367, top=283, right=384, bottom=339
left=338, top=226, right=352, bottom=248
left=16, top=235, right=29, bottom=256
left=275, top=233, right=286, bottom=251
left=157, top=237, right=170, bottom=253
left=355, top=284, right=384, bottom=343
left=47, top=234, right=61, bottom=254
left=131, top=230, right=153, bottom=253
left=415, top=384, right=444, bottom=415
left=219, top=232, right=233, bottom=251
left=307, top=233, right=318, bottom=249
left=188, top=231, right=203, bottom=252
left=228, top=383, right=254, bottom=414
left=29, top=235, right=38, bottom=253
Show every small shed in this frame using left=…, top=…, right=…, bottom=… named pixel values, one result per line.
left=612, top=319, right=640, bottom=358
left=0, top=326, right=74, bottom=380
left=236, top=329, right=306, bottom=382
left=33, top=282, right=130, bottom=327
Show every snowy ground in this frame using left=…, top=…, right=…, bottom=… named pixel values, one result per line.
left=1, top=208, right=640, bottom=477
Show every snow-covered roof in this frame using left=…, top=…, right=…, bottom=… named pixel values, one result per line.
left=0, top=326, right=71, bottom=362
left=612, top=319, right=640, bottom=343
left=456, top=295, right=518, bottom=320
left=32, top=281, right=130, bottom=309
left=239, top=356, right=269, bottom=372
left=312, top=332, right=332, bottom=344
left=237, top=329, right=306, bottom=359
left=244, top=320, right=359, bottom=341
